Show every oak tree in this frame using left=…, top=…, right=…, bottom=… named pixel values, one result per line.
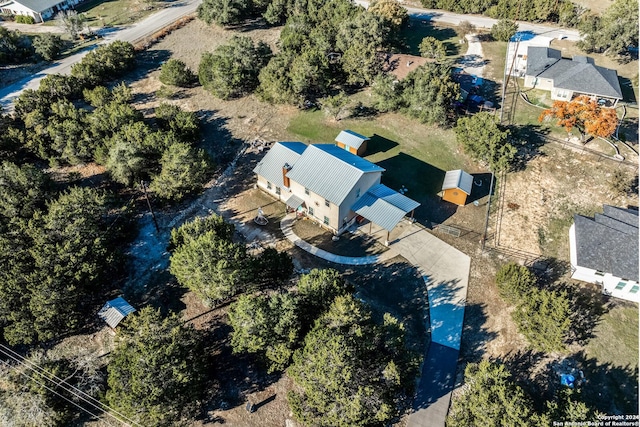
left=539, top=95, right=619, bottom=141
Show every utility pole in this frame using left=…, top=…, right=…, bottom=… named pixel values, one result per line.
left=140, top=180, right=160, bottom=233
left=481, top=171, right=495, bottom=252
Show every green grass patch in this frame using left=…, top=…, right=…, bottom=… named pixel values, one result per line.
left=538, top=203, right=599, bottom=259
left=287, top=108, right=468, bottom=206
left=579, top=303, right=639, bottom=415
left=77, top=0, right=160, bottom=26
left=399, top=20, right=461, bottom=57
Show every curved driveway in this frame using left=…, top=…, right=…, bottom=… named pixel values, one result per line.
left=281, top=214, right=470, bottom=426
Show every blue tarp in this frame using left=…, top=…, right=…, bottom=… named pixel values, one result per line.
left=560, top=374, right=575, bottom=388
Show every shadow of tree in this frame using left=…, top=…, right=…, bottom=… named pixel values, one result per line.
left=510, top=124, right=550, bottom=171
left=459, top=302, right=499, bottom=364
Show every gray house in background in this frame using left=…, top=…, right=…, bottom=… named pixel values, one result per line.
left=569, top=205, right=639, bottom=303
left=523, top=47, right=623, bottom=107
left=0, top=0, right=84, bottom=22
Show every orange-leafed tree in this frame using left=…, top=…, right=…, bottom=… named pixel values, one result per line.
left=539, top=95, right=619, bottom=142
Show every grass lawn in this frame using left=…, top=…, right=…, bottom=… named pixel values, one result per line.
left=399, top=19, right=461, bottom=58
left=77, top=0, right=161, bottom=26
left=286, top=107, right=476, bottom=224
left=579, top=303, right=639, bottom=414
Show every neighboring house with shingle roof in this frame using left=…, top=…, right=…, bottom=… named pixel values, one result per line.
left=523, top=47, right=623, bottom=107
left=569, top=205, right=639, bottom=303
left=0, top=0, right=84, bottom=22
left=254, top=137, right=419, bottom=235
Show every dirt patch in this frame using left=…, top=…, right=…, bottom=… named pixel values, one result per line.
left=490, top=143, right=638, bottom=259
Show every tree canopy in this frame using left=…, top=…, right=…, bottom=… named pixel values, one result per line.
left=578, top=0, right=638, bottom=61
left=288, top=294, right=416, bottom=426
left=159, top=58, right=197, bottom=87
left=455, top=112, right=515, bottom=171
left=106, top=307, right=207, bottom=426
left=539, top=95, right=619, bottom=141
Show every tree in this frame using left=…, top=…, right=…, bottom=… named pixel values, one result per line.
left=491, top=19, right=518, bottom=42
left=455, top=112, right=515, bottom=171
left=320, top=92, right=350, bottom=121
left=154, top=103, right=200, bottom=143
left=457, top=20, right=476, bottom=38
left=401, top=63, right=460, bottom=126
left=149, top=142, right=213, bottom=201
left=55, top=10, right=86, bottom=40
left=105, top=138, right=148, bottom=186
left=297, top=268, right=352, bottom=326
left=539, top=95, right=619, bottom=141
left=371, top=73, right=402, bottom=112
left=578, top=0, right=638, bottom=60
left=288, top=294, right=415, bottom=427
left=169, top=214, right=235, bottom=251
left=447, top=360, right=544, bottom=427
left=368, top=0, right=408, bottom=29
left=229, top=292, right=301, bottom=372
left=106, top=307, right=207, bottom=426
left=0, top=27, right=33, bottom=65
left=336, top=12, right=389, bottom=85
left=514, top=287, right=571, bottom=353
left=0, top=162, right=50, bottom=222
left=495, top=262, right=537, bottom=304
left=419, top=36, right=447, bottom=60
left=249, top=247, right=294, bottom=288
left=170, top=230, right=250, bottom=304
left=71, top=41, right=135, bottom=87
left=199, top=36, right=272, bottom=99
left=257, top=52, right=298, bottom=104
left=158, top=58, right=196, bottom=87
left=32, top=33, right=63, bottom=61
left=198, top=0, right=251, bottom=26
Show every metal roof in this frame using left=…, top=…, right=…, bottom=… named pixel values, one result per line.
left=442, top=170, right=473, bottom=195
left=98, top=297, right=136, bottom=328
left=335, top=130, right=369, bottom=150
left=351, top=184, right=420, bottom=231
left=573, top=206, right=638, bottom=281
left=526, top=47, right=623, bottom=99
left=285, top=194, right=304, bottom=209
left=285, top=144, right=384, bottom=205
left=4, top=0, right=69, bottom=13
left=253, top=142, right=307, bottom=189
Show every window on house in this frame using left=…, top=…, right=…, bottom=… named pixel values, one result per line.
left=595, top=271, right=605, bottom=277
left=308, top=206, right=314, bottom=216
left=325, top=199, right=330, bottom=207
left=275, top=187, right=281, bottom=195
left=615, top=281, right=627, bottom=290
left=630, top=285, right=639, bottom=294
left=305, top=187, right=310, bottom=195
left=267, top=181, right=272, bottom=190
left=323, top=216, right=329, bottom=225
left=356, top=188, right=360, bottom=198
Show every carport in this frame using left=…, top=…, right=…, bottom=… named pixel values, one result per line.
left=351, top=184, right=420, bottom=243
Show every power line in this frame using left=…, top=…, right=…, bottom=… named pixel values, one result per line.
left=0, top=344, right=142, bottom=427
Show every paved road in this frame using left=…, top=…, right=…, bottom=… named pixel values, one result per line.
left=0, top=0, right=202, bottom=111
left=356, top=0, right=581, bottom=41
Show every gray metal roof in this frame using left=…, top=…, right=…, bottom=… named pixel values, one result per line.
left=5, top=0, right=69, bottom=12
left=442, top=170, right=473, bottom=195
left=573, top=206, right=638, bottom=281
left=285, top=144, right=384, bottom=205
left=285, top=194, right=304, bottom=209
left=253, top=142, right=307, bottom=189
left=351, top=184, right=420, bottom=231
left=335, top=130, right=369, bottom=150
left=98, top=297, right=136, bottom=328
left=527, top=47, right=623, bottom=99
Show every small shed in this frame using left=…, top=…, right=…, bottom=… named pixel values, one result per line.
left=98, top=297, right=136, bottom=329
left=441, top=170, right=473, bottom=206
left=335, top=130, right=369, bottom=156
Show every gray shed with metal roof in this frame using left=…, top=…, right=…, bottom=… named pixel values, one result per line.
left=335, top=130, right=369, bottom=156
left=98, top=297, right=136, bottom=329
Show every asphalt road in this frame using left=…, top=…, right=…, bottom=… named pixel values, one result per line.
left=1, top=0, right=580, bottom=110
left=0, top=0, right=202, bottom=111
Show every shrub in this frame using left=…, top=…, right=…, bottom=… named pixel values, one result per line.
left=15, top=15, right=35, bottom=24
left=33, top=33, right=63, bottom=61
left=495, top=262, right=536, bottom=304
left=159, top=58, right=196, bottom=87
left=491, top=19, right=518, bottom=42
